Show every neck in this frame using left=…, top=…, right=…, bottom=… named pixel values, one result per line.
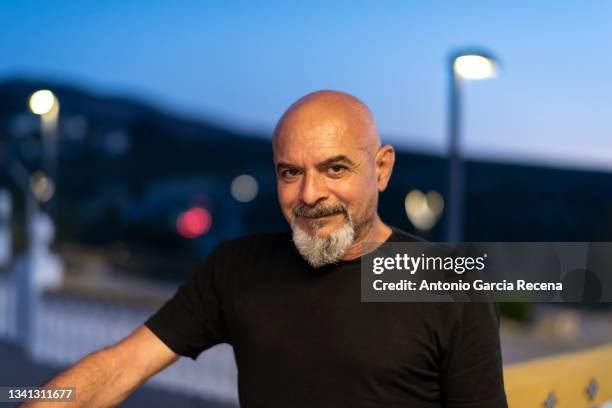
left=340, top=215, right=392, bottom=260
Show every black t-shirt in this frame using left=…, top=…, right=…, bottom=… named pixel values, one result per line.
left=145, top=228, right=508, bottom=407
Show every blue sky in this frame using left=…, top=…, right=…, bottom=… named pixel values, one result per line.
left=2, top=1, right=611, bottom=170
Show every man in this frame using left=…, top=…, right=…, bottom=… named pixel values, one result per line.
left=25, top=90, right=507, bottom=407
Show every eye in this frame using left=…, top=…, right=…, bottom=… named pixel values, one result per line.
left=280, top=168, right=301, bottom=179
left=327, top=165, right=347, bottom=176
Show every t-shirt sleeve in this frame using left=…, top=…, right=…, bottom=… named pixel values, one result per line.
left=144, top=243, right=230, bottom=360
left=440, top=301, right=509, bottom=407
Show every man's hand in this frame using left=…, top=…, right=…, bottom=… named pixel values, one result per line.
left=21, top=324, right=179, bottom=407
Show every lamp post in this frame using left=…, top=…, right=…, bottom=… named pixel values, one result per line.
left=28, top=90, right=59, bottom=213
left=14, top=90, right=61, bottom=351
left=446, top=50, right=498, bottom=242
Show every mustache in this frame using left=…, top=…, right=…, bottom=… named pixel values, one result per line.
left=293, top=202, right=348, bottom=218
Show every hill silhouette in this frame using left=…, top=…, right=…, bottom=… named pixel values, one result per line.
left=1, top=78, right=611, bottom=265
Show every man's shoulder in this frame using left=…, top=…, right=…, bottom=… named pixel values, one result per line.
left=388, top=226, right=428, bottom=243
left=203, top=231, right=296, bottom=274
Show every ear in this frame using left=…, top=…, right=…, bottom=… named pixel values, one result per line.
left=375, top=145, right=395, bottom=192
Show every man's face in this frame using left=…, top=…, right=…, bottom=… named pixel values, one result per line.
left=273, top=117, right=379, bottom=242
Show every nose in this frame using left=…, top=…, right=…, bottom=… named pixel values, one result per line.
left=299, top=171, right=328, bottom=206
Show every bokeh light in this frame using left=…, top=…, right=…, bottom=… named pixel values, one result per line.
left=176, top=207, right=212, bottom=238
left=404, top=189, right=444, bottom=231
left=230, top=174, right=258, bottom=202
left=29, top=171, right=55, bottom=202
left=29, top=90, right=57, bottom=115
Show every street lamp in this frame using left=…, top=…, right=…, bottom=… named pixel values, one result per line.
left=12, top=90, right=63, bottom=351
left=29, top=90, right=59, bottom=210
left=446, top=50, right=498, bottom=242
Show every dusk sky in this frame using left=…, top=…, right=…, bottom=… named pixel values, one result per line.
left=2, top=1, right=611, bottom=171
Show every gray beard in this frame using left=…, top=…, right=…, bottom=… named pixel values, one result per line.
left=291, top=218, right=355, bottom=268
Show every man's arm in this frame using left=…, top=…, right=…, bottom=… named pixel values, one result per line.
left=22, top=325, right=179, bottom=408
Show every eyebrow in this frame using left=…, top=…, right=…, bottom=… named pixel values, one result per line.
left=317, top=155, right=356, bottom=169
left=276, top=155, right=356, bottom=172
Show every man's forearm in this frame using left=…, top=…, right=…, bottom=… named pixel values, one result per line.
left=19, top=325, right=178, bottom=407
left=21, top=346, right=140, bottom=408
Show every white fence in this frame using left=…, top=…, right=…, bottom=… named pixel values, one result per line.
left=0, top=276, right=239, bottom=404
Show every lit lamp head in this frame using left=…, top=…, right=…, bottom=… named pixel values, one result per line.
left=452, top=51, right=498, bottom=80
left=29, top=90, right=59, bottom=116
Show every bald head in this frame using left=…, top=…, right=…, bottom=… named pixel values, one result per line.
left=272, top=90, right=381, bottom=156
